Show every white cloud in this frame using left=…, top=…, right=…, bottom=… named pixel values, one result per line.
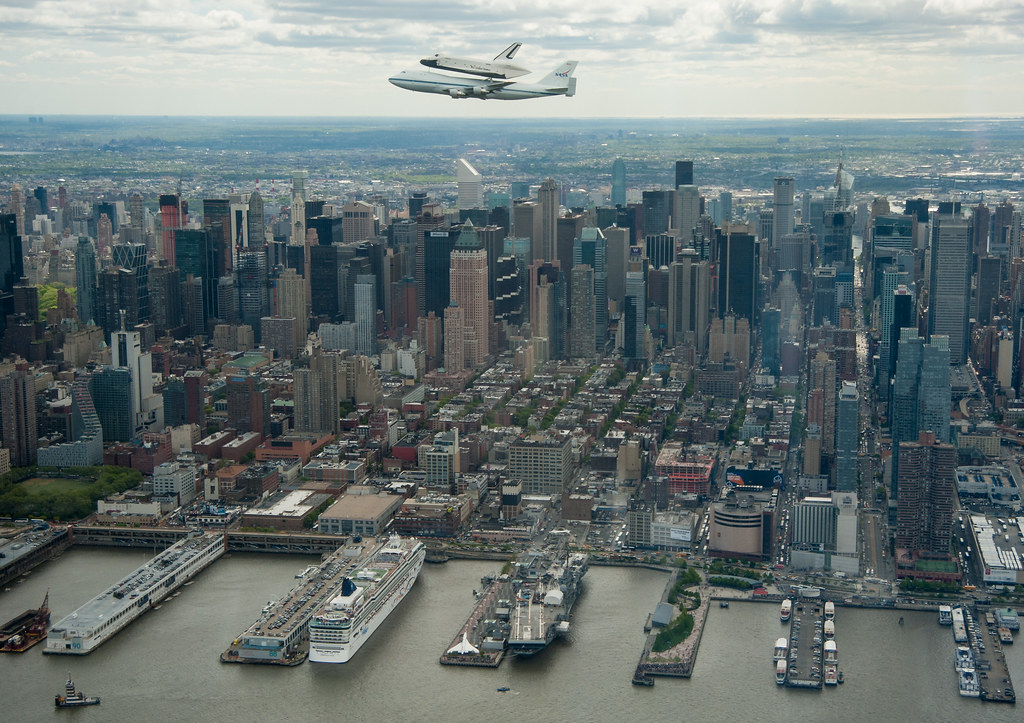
left=1, top=0, right=1022, bottom=116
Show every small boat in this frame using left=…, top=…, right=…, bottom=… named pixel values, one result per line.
left=837, top=671, right=845, bottom=684
left=898, top=616, right=904, bottom=626
left=55, top=675, right=100, bottom=708
left=497, top=687, right=511, bottom=692
left=719, top=601, right=729, bottom=608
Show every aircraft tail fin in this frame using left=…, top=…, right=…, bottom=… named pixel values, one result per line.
left=539, top=61, right=578, bottom=88
left=495, top=43, right=522, bottom=61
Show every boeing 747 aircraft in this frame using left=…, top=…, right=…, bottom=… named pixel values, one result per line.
left=389, top=60, right=578, bottom=100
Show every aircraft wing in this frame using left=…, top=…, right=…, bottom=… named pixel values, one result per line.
left=447, top=78, right=515, bottom=98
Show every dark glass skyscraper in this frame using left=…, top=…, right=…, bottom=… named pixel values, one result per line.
left=112, top=243, right=149, bottom=323
left=611, top=159, right=626, bottom=207
left=715, top=226, right=759, bottom=324
left=573, top=227, right=608, bottom=352
left=75, top=236, right=98, bottom=325
left=928, top=214, right=971, bottom=365
left=0, top=213, right=24, bottom=343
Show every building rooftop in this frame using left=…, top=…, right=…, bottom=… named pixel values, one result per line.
left=321, top=493, right=402, bottom=521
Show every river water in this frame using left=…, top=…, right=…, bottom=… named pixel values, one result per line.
left=1, top=548, right=1022, bottom=722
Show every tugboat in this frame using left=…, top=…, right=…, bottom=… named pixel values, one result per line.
left=54, top=675, right=101, bottom=708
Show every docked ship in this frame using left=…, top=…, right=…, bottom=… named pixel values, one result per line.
left=1, top=590, right=50, bottom=653
left=954, top=646, right=975, bottom=672
left=824, top=639, right=837, bottom=664
left=507, top=549, right=589, bottom=657
left=951, top=607, right=968, bottom=644
left=776, top=659, right=787, bottom=685
left=773, top=637, right=788, bottom=662
left=824, top=663, right=838, bottom=686
left=308, top=536, right=425, bottom=664
left=958, top=669, right=981, bottom=697
left=824, top=601, right=835, bottom=620
left=938, top=605, right=953, bottom=626
left=45, top=531, right=224, bottom=655
left=780, top=599, right=792, bottom=622
left=824, top=619, right=835, bottom=641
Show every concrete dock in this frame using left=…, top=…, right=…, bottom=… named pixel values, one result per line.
left=439, top=573, right=512, bottom=668
left=972, top=605, right=1016, bottom=704
left=221, top=539, right=366, bottom=665
left=785, top=599, right=823, bottom=689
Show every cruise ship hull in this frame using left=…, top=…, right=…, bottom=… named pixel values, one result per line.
left=308, top=540, right=424, bottom=664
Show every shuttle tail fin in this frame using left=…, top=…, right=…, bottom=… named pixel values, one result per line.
left=495, top=43, right=522, bottom=61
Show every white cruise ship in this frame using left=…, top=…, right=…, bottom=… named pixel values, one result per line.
left=45, top=531, right=224, bottom=655
left=308, top=536, right=424, bottom=663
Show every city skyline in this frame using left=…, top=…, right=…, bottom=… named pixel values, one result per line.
left=2, top=1, right=1023, bottom=118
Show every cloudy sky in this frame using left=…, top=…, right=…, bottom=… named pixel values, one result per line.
left=1, top=0, right=1021, bottom=118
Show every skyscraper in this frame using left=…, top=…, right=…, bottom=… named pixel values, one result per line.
left=225, top=373, right=270, bottom=439
left=292, top=367, right=323, bottom=434
left=928, top=213, right=971, bottom=365
left=573, top=227, right=608, bottom=352
left=835, top=381, right=859, bottom=492
left=674, top=185, right=701, bottom=245
left=237, top=249, right=269, bottom=334
left=175, top=228, right=221, bottom=328
left=623, top=248, right=647, bottom=361
left=111, top=323, right=163, bottom=436
left=444, top=303, right=465, bottom=372
left=456, top=158, right=483, bottom=210
left=354, top=274, right=376, bottom=357
left=675, top=160, right=694, bottom=188
left=276, top=267, right=308, bottom=349
left=538, top=178, right=559, bottom=263
left=569, top=265, right=596, bottom=358
left=75, top=236, right=98, bottom=325
left=895, top=432, right=956, bottom=558
left=611, top=159, right=626, bottom=207
left=667, top=251, right=710, bottom=353
left=529, top=261, right=565, bottom=362
left=0, top=364, right=37, bottom=467
left=715, top=224, right=760, bottom=324
left=890, top=330, right=951, bottom=498
left=641, top=190, right=672, bottom=236
left=342, top=201, right=376, bottom=244
left=772, top=177, right=795, bottom=248
left=159, top=193, right=186, bottom=264
left=248, top=188, right=265, bottom=247
left=761, top=307, right=781, bottom=375
left=112, top=243, right=149, bottom=323
left=449, top=224, right=490, bottom=367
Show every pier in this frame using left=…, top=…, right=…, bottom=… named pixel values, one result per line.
left=69, top=525, right=348, bottom=555
left=0, top=526, right=70, bottom=587
left=221, top=539, right=369, bottom=666
left=632, top=571, right=713, bottom=685
left=785, top=599, right=824, bottom=689
left=45, top=531, right=225, bottom=655
left=972, top=604, right=1016, bottom=704
left=439, top=573, right=513, bottom=668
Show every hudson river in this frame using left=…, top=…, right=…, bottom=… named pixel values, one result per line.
left=2, top=548, right=1022, bottom=721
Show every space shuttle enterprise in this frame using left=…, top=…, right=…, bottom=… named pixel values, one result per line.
left=389, top=43, right=577, bottom=101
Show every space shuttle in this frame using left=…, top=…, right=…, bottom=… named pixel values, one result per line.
left=420, top=42, right=530, bottom=79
